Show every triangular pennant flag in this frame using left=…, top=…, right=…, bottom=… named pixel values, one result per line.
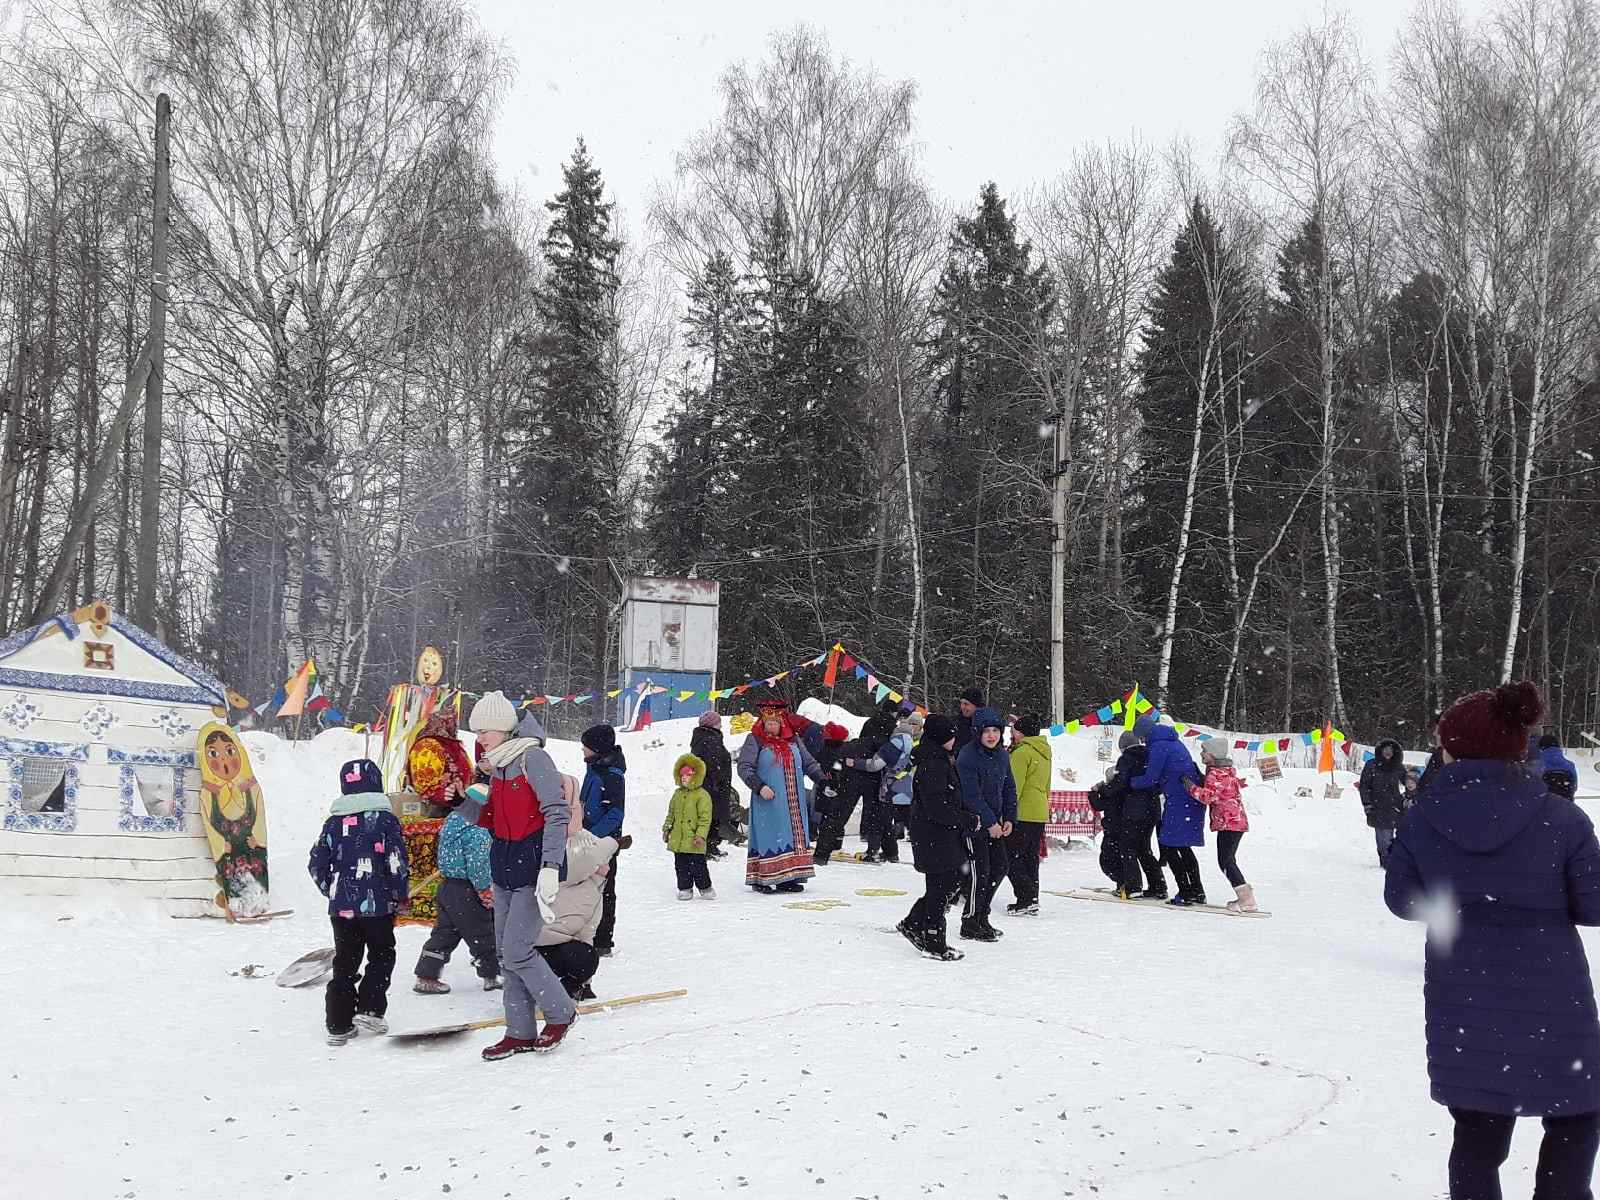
left=1083, top=712, right=1100, bottom=728
left=1066, top=720, right=1080, bottom=733
left=866, top=673, right=878, bottom=691
left=734, top=685, right=749, bottom=696
left=1111, top=699, right=1124, bottom=716
left=277, top=662, right=314, bottom=718
left=853, top=666, right=867, bottom=680
left=873, top=683, right=890, bottom=703
left=1049, top=724, right=1065, bottom=736
left=607, top=689, right=622, bottom=698
left=1262, top=739, right=1277, bottom=755
left=678, top=690, right=695, bottom=702
left=887, top=690, right=903, bottom=703
left=773, top=671, right=789, bottom=683
left=1123, top=685, right=1142, bottom=731
left=1096, top=706, right=1114, bottom=722
left=839, top=655, right=857, bottom=672
left=1233, top=740, right=1247, bottom=750
left=530, top=697, right=547, bottom=706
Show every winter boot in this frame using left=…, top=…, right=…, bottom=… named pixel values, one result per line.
left=677, top=889, right=693, bottom=901
left=959, top=919, right=998, bottom=943
left=353, top=1012, right=388, bottom=1035
left=1138, top=886, right=1168, bottom=900
left=574, top=982, right=597, bottom=1001
left=1005, top=900, right=1040, bottom=916
left=413, top=977, right=451, bottom=995
left=896, top=918, right=928, bottom=953
left=325, top=1026, right=357, bottom=1047
left=1227, top=884, right=1258, bottom=913
left=775, top=881, right=805, bottom=893
left=532, top=1011, right=578, bottom=1053
left=482, top=1035, right=539, bottom=1061
left=752, top=883, right=777, bottom=894
left=980, top=917, right=1005, bottom=939
left=699, top=887, right=717, bottom=900
left=483, top=975, right=503, bottom=991
left=921, top=928, right=965, bottom=962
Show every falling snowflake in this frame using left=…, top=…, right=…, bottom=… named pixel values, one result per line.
left=1417, top=887, right=1462, bottom=955
left=1038, top=423, right=1054, bottom=439
left=153, top=709, right=193, bottom=740
left=0, top=693, right=41, bottom=733
left=555, top=556, right=571, bottom=575
left=79, top=703, right=118, bottom=739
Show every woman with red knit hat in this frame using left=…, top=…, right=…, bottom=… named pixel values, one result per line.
left=1386, top=681, right=1600, bottom=1198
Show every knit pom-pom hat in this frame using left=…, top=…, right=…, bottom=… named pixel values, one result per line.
left=1437, top=681, right=1545, bottom=762
left=468, top=690, right=517, bottom=734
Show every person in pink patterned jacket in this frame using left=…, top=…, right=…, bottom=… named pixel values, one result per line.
left=1190, top=738, right=1256, bottom=912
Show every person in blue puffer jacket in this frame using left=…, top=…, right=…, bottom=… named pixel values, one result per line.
left=1132, top=724, right=1206, bottom=905
left=956, top=707, right=1017, bottom=941
left=1537, top=733, right=1580, bottom=799
left=580, top=724, right=627, bottom=955
left=307, top=758, right=410, bottom=1045
left=1387, top=682, right=1600, bottom=1198
left=412, top=806, right=500, bottom=995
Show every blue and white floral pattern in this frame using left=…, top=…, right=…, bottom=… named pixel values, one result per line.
left=152, top=708, right=193, bottom=741
left=80, top=703, right=118, bottom=739
left=0, top=736, right=87, bottom=833
left=0, top=692, right=41, bottom=734
left=108, top=745, right=195, bottom=833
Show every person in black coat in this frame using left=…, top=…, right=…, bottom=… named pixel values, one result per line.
left=900, top=714, right=974, bottom=961
left=815, top=703, right=899, bottom=864
left=952, top=687, right=983, bottom=752
left=1358, top=738, right=1407, bottom=867
left=1096, top=729, right=1166, bottom=898
left=690, top=712, right=740, bottom=857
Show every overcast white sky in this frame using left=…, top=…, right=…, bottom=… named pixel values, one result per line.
left=473, top=0, right=1492, bottom=232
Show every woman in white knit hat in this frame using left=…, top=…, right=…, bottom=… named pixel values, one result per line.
left=452, top=691, right=579, bottom=1059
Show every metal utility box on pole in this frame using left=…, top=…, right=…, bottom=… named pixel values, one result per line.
left=136, top=92, right=170, bottom=630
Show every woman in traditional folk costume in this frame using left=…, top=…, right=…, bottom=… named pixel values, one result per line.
left=198, top=725, right=269, bottom=914
left=736, top=700, right=825, bottom=893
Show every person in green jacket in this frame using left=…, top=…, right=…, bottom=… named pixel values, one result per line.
left=1006, top=715, right=1052, bottom=915
left=663, top=753, right=715, bottom=901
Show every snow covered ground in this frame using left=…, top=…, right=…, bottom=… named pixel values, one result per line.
left=5, top=714, right=1599, bottom=1199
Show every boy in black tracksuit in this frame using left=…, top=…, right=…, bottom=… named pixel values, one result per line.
left=955, top=707, right=1017, bottom=941
left=900, top=714, right=974, bottom=960
left=1101, top=730, right=1166, bottom=898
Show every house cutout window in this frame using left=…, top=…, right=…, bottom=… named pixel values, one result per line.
left=19, top=757, right=67, bottom=812
left=129, top=765, right=178, bottom=818
left=83, top=642, right=115, bottom=671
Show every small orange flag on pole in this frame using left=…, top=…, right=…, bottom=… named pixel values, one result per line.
left=822, top=644, right=841, bottom=690
left=1318, top=721, right=1336, bottom=774
left=278, top=661, right=314, bottom=718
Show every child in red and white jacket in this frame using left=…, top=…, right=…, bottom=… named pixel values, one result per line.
left=1190, top=738, right=1256, bottom=912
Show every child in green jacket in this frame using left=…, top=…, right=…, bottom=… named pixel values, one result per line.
left=663, top=753, right=714, bottom=900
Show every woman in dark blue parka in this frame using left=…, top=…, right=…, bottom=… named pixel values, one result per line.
left=1386, top=681, right=1600, bottom=1199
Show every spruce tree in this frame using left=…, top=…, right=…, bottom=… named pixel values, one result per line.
left=500, top=139, right=622, bottom=695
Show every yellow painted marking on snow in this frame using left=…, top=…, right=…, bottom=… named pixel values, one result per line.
left=783, top=898, right=850, bottom=911
left=854, top=888, right=908, bottom=897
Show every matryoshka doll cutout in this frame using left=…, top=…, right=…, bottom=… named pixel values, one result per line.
left=196, top=722, right=270, bottom=916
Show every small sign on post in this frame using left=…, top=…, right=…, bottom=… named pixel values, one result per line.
left=1258, top=755, right=1283, bottom=782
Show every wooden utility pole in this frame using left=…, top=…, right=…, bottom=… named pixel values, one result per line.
left=1049, top=401, right=1069, bottom=723
left=136, top=93, right=170, bottom=629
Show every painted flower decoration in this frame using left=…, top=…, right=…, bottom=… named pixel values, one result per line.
left=1, top=693, right=41, bottom=733
left=80, top=703, right=119, bottom=739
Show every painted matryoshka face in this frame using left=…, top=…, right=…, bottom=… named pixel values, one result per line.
left=206, top=734, right=243, bottom=782
left=416, top=646, right=444, bottom=686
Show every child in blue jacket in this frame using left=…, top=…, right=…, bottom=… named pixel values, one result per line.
left=412, top=801, right=500, bottom=995
left=307, top=759, right=410, bottom=1044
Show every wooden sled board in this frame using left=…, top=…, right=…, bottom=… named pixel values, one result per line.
left=389, top=988, right=688, bottom=1040
left=1048, top=888, right=1271, bottom=918
left=173, top=908, right=294, bottom=923
left=277, top=947, right=337, bottom=988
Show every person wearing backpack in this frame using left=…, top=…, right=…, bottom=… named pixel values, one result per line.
left=879, top=709, right=923, bottom=863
